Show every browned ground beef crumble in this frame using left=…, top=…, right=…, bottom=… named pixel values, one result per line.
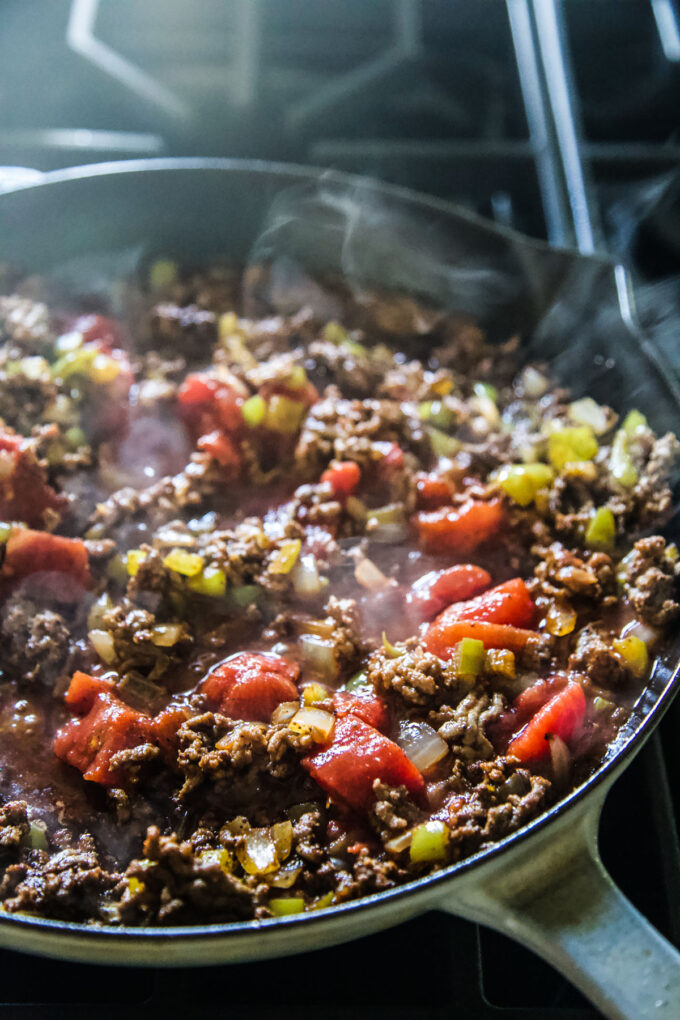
left=0, top=258, right=678, bottom=927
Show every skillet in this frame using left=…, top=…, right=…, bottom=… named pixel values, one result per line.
left=0, top=159, right=679, bottom=1020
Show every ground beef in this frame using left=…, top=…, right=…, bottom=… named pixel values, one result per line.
left=0, top=295, right=54, bottom=354
left=119, top=826, right=256, bottom=925
left=623, top=535, right=680, bottom=627
left=434, top=689, right=505, bottom=761
left=0, top=801, right=29, bottom=856
left=368, top=644, right=455, bottom=707
left=100, top=599, right=191, bottom=679
left=0, top=844, right=119, bottom=922
left=145, top=303, right=217, bottom=356
left=568, top=624, right=634, bottom=689
left=176, top=712, right=270, bottom=798
left=444, top=757, right=552, bottom=861
left=531, top=541, right=617, bottom=604
left=370, top=782, right=425, bottom=842
left=0, top=370, right=57, bottom=435
left=0, top=597, right=70, bottom=687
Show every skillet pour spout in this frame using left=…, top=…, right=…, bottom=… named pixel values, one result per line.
left=0, top=158, right=679, bottom=1020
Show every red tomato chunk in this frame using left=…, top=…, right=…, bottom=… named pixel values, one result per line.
left=415, top=499, right=503, bottom=554
left=406, top=564, right=492, bottom=621
left=507, top=683, right=587, bottom=763
left=201, top=652, right=300, bottom=723
left=321, top=461, right=361, bottom=497
left=303, top=716, right=426, bottom=813
left=334, top=689, right=390, bottom=732
left=0, top=432, right=67, bottom=527
left=424, top=577, right=536, bottom=655
left=2, top=529, right=91, bottom=602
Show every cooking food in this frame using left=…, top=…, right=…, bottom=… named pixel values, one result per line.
left=0, top=258, right=678, bottom=927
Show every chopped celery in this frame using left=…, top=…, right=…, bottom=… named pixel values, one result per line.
left=218, top=311, right=240, bottom=340
left=613, top=635, right=649, bottom=678
left=126, top=549, right=148, bottom=576
left=286, top=365, right=308, bottom=391
left=270, top=538, right=301, bottom=574
left=609, top=430, right=637, bottom=488
left=27, top=820, right=48, bottom=851
left=241, top=394, right=267, bottom=427
left=269, top=897, right=305, bottom=916
left=0, top=522, right=13, bottom=544
left=149, top=259, right=178, bottom=291
left=229, top=584, right=261, bottom=608
left=474, top=381, right=498, bottom=403
left=382, top=632, right=404, bottom=659
left=322, top=321, right=349, bottom=345
left=418, top=400, right=455, bottom=429
left=485, top=648, right=516, bottom=678
left=346, top=670, right=370, bottom=692
left=51, top=346, right=96, bottom=380
left=311, top=891, right=334, bottom=910
left=187, top=564, right=227, bottom=598
left=593, top=696, right=614, bottom=714
left=622, top=409, right=647, bottom=436
left=341, top=337, right=368, bottom=357
left=585, top=507, right=616, bottom=550
left=163, top=548, right=204, bottom=577
left=494, top=462, right=553, bottom=507
left=409, top=820, right=449, bottom=863
left=265, top=394, right=305, bottom=433
left=64, top=426, right=87, bottom=449
left=366, top=504, right=407, bottom=543
left=427, top=426, right=460, bottom=459
left=451, top=637, right=485, bottom=677
left=548, top=426, right=598, bottom=471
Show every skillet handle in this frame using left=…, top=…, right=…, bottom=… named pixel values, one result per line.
left=444, top=799, right=680, bottom=1020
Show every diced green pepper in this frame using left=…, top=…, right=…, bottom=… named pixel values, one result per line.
left=409, top=820, right=449, bottom=863
left=494, top=462, right=554, bottom=507
left=0, top=522, right=14, bottom=544
left=609, top=430, right=637, bottom=488
left=149, top=259, right=178, bottom=291
left=427, top=426, right=460, bottom=459
left=64, top=426, right=87, bottom=449
left=613, top=635, right=648, bottom=678
left=382, top=633, right=404, bottom=659
left=286, top=365, right=308, bottom=391
left=622, top=409, right=647, bottom=436
left=242, top=394, right=266, bottom=427
left=163, top=548, right=204, bottom=577
left=585, top=507, right=616, bottom=550
left=265, top=395, right=305, bottom=434
left=346, top=670, right=370, bottom=692
left=268, top=897, right=305, bottom=916
left=548, top=426, right=598, bottom=471
left=418, top=400, right=455, bottom=429
left=474, top=381, right=498, bottom=403
left=229, top=584, right=261, bottom=608
left=451, top=637, right=485, bottom=677
left=187, top=564, right=227, bottom=597
left=126, top=549, right=148, bottom=576
left=270, top=539, right=301, bottom=575
left=322, top=321, right=349, bottom=345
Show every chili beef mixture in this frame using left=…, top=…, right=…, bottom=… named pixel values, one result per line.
left=0, top=259, right=678, bottom=926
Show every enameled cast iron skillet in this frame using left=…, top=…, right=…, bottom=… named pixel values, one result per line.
left=0, top=160, right=679, bottom=1020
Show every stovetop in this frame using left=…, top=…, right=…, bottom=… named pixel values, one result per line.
left=1, top=2, right=679, bottom=1017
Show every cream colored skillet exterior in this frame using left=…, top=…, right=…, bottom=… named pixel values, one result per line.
left=0, top=160, right=679, bottom=1020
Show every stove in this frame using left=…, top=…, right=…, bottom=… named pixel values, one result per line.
left=0, top=2, right=679, bottom=1017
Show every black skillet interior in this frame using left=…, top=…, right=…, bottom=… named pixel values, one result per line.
left=0, top=158, right=679, bottom=938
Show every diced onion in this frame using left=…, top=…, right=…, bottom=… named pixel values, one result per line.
left=271, top=701, right=299, bottom=725
left=150, top=623, right=186, bottom=647
left=269, top=860, right=302, bottom=889
left=366, top=504, right=408, bottom=544
left=292, top=554, right=325, bottom=596
left=87, top=593, right=113, bottom=631
left=289, top=707, right=335, bottom=743
left=397, top=720, right=448, bottom=772
left=89, top=629, right=117, bottom=665
left=236, top=828, right=279, bottom=875
left=271, top=820, right=293, bottom=861
left=546, top=601, right=577, bottom=637
left=568, top=397, right=610, bottom=435
left=163, top=548, right=204, bottom=577
left=354, top=556, right=391, bottom=591
left=302, top=682, right=329, bottom=705
left=621, top=619, right=659, bottom=647
left=198, top=848, right=233, bottom=874
left=299, top=634, right=337, bottom=679
left=270, top=539, right=302, bottom=575
left=548, top=733, right=571, bottom=787
left=384, top=831, right=414, bottom=854
left=519, top=366, right=549, bottom=398
left=299, top=619, right=335, bottom=639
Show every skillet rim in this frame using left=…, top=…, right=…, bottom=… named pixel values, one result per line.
left=0, top=157, right=678, bottom=944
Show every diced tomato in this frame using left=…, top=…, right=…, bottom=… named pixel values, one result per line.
left=178, top=373, right=244, bottom=438
left=334, top=689, right=390, bottom=732
left=423, top=577, right=536, bottom=655
left=416, top=473, right=454, bottom=510
left=488, top=676, right=567, bottom=748
left=150, top=705, right=188, bottom=760
left=425, top=619, right=536, bottom=656
left=54, top=692, right=151, bottom=786
left=2, top=529, right=91, bottom=601
left=201, top=651, right=300, bottom=723
left=321, top=461, right=361, bottom=497
left=197, top=430, right=241, bottom=475
left=406, top=564, right=492, bottom=621
left=415, top=499, right=503, bottom=554
left=442, top=578, right=535, bottom=628
left=303, top=716, right=426, bottom=813
left=507, top=683, right=587, bottom=763
left=64, top=671, right=115, bottom=713
left=0, top=432, right=67, bottom=528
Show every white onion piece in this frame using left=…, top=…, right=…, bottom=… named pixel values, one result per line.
left=289, top=707, right=335, bottom=742
left=354, top=556, right=391, bottom=591
left=269, top=860, right=302, bottom=888
left=89, top=629, right=116, bottom=665
left=548, top=733, right=571, bottom=787
left=271, top=701, right=299, bottom=725
left=519, top=366, right=549, bottom=398
left=621, top=619, right=659, bottom=646
left=385, top=830, right=413, bottom=854
left=299, top=634, right=337, bottom=679
left=397, top=720, right=448, bottom=772
left=237, top=828, right=278, bottom=875
left=292, top=554, right=324, bottom=596
left=567, top=397, right=610, bottom=435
